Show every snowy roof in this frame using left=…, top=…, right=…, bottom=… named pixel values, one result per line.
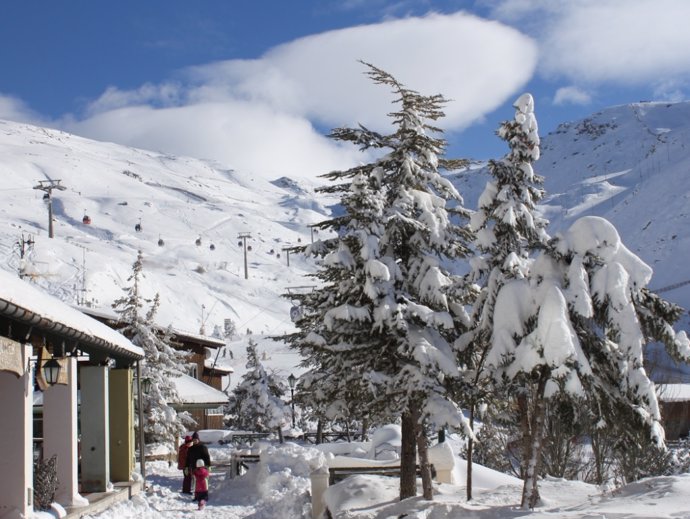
left=204, top=359, right=233, bottom=374
left=172, top=330, right=226, bottom=348
left=77, top=311, right=228, bottom=349
left=0, top=269, right=143, bottom=360
left=658, top=384, right=690, bottom=402
left=172, top=373, right=228, bottom=407
left=77, top=306, right=225, bottom=349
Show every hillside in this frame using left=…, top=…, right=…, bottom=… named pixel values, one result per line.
left=1, top=101, right=689, bottom=381
left=0, top=119, right=327, bottom=344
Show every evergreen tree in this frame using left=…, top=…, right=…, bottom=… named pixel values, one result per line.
left=460, top=92, right=548, bottom=502
left=472, top=95, right=690, bottom=508
left=230, top=339, right=290, bottom=439
left=283, top=62, right=474, bottom=501
left=112, top=251, right=194, bottom=448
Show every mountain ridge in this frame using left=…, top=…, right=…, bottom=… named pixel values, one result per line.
left=0, top=100, right=688, bottom=379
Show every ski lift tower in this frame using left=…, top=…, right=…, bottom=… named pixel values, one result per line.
left=237, top=232, right=252, bottom=279
left=33, top=179, right=66, bottom=238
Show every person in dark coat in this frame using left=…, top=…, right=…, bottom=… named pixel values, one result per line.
left=177, top=435, right=193, bottom=494
left=186, top=431, right=211, bottom=493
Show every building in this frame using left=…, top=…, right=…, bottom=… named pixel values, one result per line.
left=79, top=309, right=231, bottom=431
left=658, top=383, right=690, bottom=441
left=168, top=330, right=232, bottom=429
left=0, top=269, right=144, bottom=519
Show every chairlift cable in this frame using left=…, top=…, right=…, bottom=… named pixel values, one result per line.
left=652, top=279, right=690, bottom=294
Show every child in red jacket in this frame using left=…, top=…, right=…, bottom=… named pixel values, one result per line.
left=193, top=459, right=210, bottom=510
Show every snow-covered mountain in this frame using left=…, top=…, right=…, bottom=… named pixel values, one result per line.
left=1, top=100, right=688, bottom=378
left=454, top=101, right=690, bottom=321
left=0, top=119, right=328, bottom=364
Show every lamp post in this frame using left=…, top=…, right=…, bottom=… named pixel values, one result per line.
left=287, top=373, right=296, bottom=428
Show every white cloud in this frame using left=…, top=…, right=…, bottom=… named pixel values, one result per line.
left=0, top=94, right=43, bottom=124
left=64, top=12, right=537, bottom=180
left=65, top=101, right=361, bottom=181
left=489, top=0, right=690, bottom=86
left=653, top=79, right=687, bottom=103
left=182, top=12, right=537, bottom=131
left=553, top=86, right=592, bottom=106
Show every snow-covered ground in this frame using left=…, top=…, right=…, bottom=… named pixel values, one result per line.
left=76, top=438, right=690, bottom=519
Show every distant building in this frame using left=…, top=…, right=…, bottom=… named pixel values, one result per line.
left=78, top=308, right=232, bottom=430
left=658, top=384, right=690, bottom=441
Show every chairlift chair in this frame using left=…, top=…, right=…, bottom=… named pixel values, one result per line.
left=290, top=304, right=303, bottom=322
left=195, top=237, right=202, bottom=246
left=82, top=215, right=91, bottom=225
left=158, top=236, right=165, bottom=246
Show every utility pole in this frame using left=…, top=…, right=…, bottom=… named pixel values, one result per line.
left=15, top=233, right=35, bottom=259
left=78, top=248, right=87, bottom=306
left=237, top=232, right=251, bottom=279
left=33, top=179, right=66, bottom=238
left=200, top=304, right=206, bottom=335
left=281, top=247, right=290, bottom=267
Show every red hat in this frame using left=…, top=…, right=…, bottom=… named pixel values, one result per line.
left=184, top=435, right=193, bottom=443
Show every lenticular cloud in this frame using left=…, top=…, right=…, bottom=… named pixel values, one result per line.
left=62, top=12, right=537, bottom=180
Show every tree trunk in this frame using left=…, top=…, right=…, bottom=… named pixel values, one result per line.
left=415, top=420, right=433, bottom=500
left=316, top=419, right=323, bottom=445
left=345, top=419, right=351, bottom=442
left=466, top=405, right=474, bottom=501
left=517, top=393, right=531, bottom=480
left=278, top=426, right=284, bottom=444
left=521, top=374, right=548, bottom=510
left=400, top=409, right=417, bottom=500
left=361, top=417, right=369, bottom=441
left=591, top=430, right=604, bottom=485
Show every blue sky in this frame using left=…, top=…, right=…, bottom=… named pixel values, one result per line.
left=2, top=0, right=689, bottom=178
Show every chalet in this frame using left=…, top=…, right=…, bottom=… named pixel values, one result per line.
left=0, top=268, right=144, bottom=519
left=170, top=330, right=232, bottom=429
left=658, top=383, right=690, bottom=441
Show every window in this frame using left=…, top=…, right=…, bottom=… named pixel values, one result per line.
left=205, top=406, right=223, bottom=416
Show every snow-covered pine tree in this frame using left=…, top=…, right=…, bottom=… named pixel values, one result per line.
left=230, top=338, right=290, bottom=439
left=459, top=92, right=548, bottom=501
left=283, top=170, right=392, bottom=441
left=283, top=62, right=473, bottom=501
left=545, top=216, right=690, bottom=481
left=112, top=251, right=193, bottom=449
left=475, top=95, right=690, bottom=508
